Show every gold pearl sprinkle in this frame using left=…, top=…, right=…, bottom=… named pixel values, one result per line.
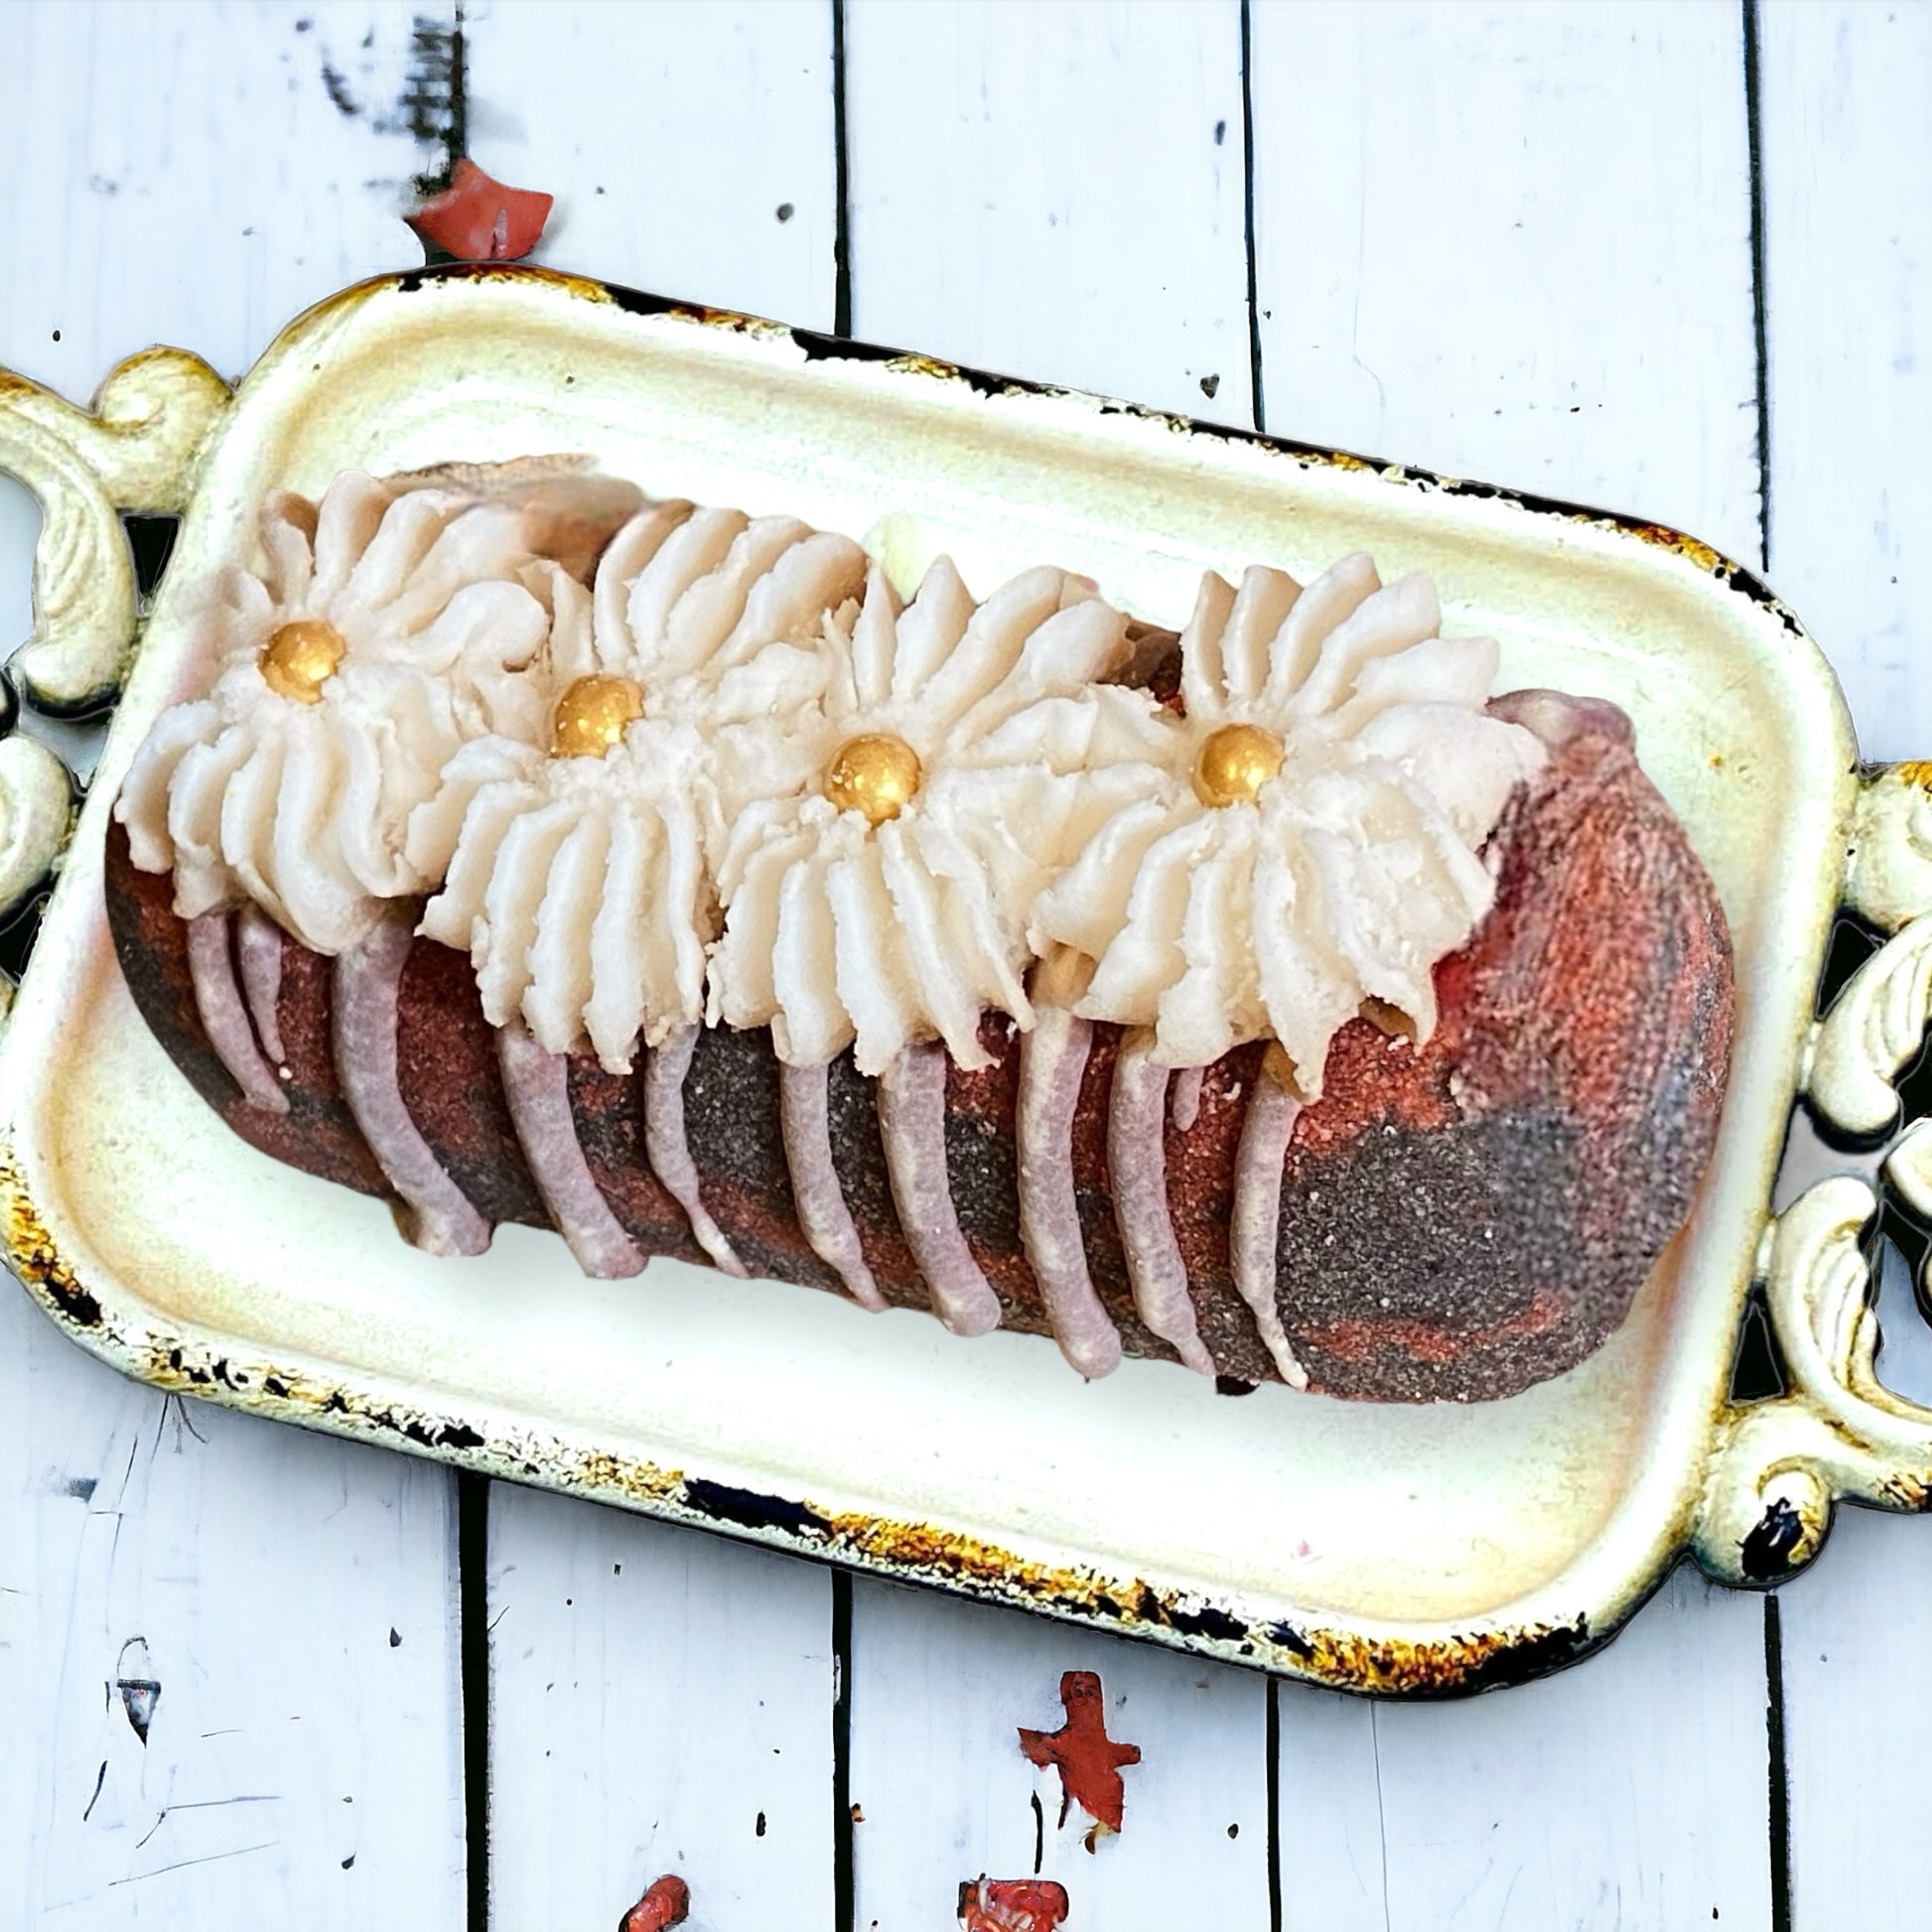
left=258, top=619, right=347, bottom=704
left=1192, top=722, right=1285, bottom=808
left=825, top=732, right=922, bottom=825
left=550, top=674, right=645, bottom=759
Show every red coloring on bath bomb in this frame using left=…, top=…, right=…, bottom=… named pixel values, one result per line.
left=957, top=1876, right=1071, bottom=1931
left=1018, top=1670, right=1141, bottom=1836
left=407, top=159, right=552, bottom=261
left=617, top=1874, right=689, bottom=1932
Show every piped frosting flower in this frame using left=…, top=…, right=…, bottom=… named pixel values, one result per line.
left=1030, top=555, right=1545, bottom=1094
left=412, top=501, right=871, bottom=1067
left=115, top=465, right=639, bottom=954
left=707, top=557, right=1166, bottom=1073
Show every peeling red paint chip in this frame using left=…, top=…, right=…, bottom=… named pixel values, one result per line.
left=407, top=158, right=552, bottom=261
left=1018, top=1670, right=1141, bottom=1838
left=618, top=1873, right=689, bottom=1932
left=958, top=1876, right=1071, bottom=1931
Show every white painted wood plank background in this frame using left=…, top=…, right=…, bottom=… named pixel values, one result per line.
left=484, top=1488, right=834, bottom=1932
left=1250, top=0, right=1763, bottom=565
left=848, top=1583, right=1269, bottom=1930
left=1757, top=6, right=1932, bottom=1927
left=6, top=2, right=1932, bottom=1926
left=840, top=8, right=1273, bottom=1923
left=843, top=0, right=1254, bottom=428
left=1252, top=9, right=1774, bottom=1928
left=465, top=0, right=839, bottom=328
left=463, top=14, right=845, bottom=1927
left=0, top=7, right=466, bottom=1927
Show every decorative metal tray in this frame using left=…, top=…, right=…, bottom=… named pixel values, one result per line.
left=3, top=265, right=1927, bottom=1696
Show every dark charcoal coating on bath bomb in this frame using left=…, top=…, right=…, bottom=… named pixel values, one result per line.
left=680, top=1025, right=845, bottom=1294
left=567, top=1056, right=706, bottom=1264
left=104, top=688, right=1733, bottom=1403
left=824, top=1046, right=925, bottom=1300
left=396, top=929, right=547, bottom=1229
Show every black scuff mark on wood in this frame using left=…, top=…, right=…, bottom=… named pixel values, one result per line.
left=64, top=1474, right=97, bottom=1502
left=402, top=7, right=469, bottom=199
left=389, top=1626, right=402, bottom=1648
left=106, top=1842, right=278, bottom=1885
left=116, top=1637, right=161, bottom=1745
left=81, top=1758, right=106, bottom=1822
left=1031, top=1789, right=1044, bottom=1873
left=321, top=61, right=362, bottom=118
left=171, top=1392, right=208, bottom=1446
left=342, top=1852, right=355, bottom=1869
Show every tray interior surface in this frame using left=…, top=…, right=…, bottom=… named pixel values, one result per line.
left=2, top=272, right=1857, bottom=1644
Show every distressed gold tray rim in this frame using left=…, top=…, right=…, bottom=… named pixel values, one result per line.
left=0, top=265, right=1922, bottom=1697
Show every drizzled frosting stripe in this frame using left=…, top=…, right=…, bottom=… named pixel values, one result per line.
left=875, top=1041, right=1002, bottom=1336
left=333, top=909, right=490, bottom=1257
left=1016, top=1009, right=1122, bottom=1378
left=642, top=1025, right=748, bottom=1277
left=497, top=1020, right=646, bottom=1280
left=1107, top=1032, right=1216, bottom=1376
left=779, top=1060, right=887, bottom=1311
left=188, top=911, right=288, bottom=1115
left=235, top=904, right=288, bottom=1067
left=1230, top=1057, right=1311, bottom=1389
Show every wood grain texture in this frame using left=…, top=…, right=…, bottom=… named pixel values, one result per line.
left=843, top=0, right=1255, bottom=425
left=460, top=10, right=845, bottom=1925
left=483, top=1486, right=834, bottom=1932
left=1756, top=0, right=1932, bottom=764
left=0, top=1, right=446, bottom=398
left=1274, top=1567, right=1770, bottom=1930
left=12, top=3, right=1932, bottom=1925
left=1249, top=7, right=1772, bottom=1924
left=0, top=8, right=467, bottom=1927
left=464, top=0, right=838, bottom=325
left=0, top=1282, right=464, bottom=1928
left=1758, top=7, right=1932, bottom=1923
left=838, top=8, right=1272, bottom=1918
left=1250, top=0, right=1763, bottom=567
left=848, top=1582, right=1268, bottom=1930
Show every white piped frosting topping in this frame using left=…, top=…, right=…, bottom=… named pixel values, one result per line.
left=413, top=501, right=870, bottom=1066
left=115, top=468, right=636, bottom=954
left=707, top=558, right=1166, bottom=1073
left=1031, top=556, right=1545, bottom=1094
left=125, top=471, right=1542, bottom=1100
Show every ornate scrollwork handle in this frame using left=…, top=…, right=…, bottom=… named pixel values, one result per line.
left=0, top=349, right=229, bottom=1005
left=1697, top=762, right=1932, bottom=1585
left=0, top=349, right=230, bottom=710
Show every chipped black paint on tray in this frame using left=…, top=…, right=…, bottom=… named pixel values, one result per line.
left=1449, top=1615, right=1592, bottom=1695
left=344, top=261, right=1868, bottom=647
left=683, top=1476, right=831, bottom=1539
left=1157, top=1598, right=1251, bottom=1645
left=1741, top=1496, right=1809, bottom=1582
